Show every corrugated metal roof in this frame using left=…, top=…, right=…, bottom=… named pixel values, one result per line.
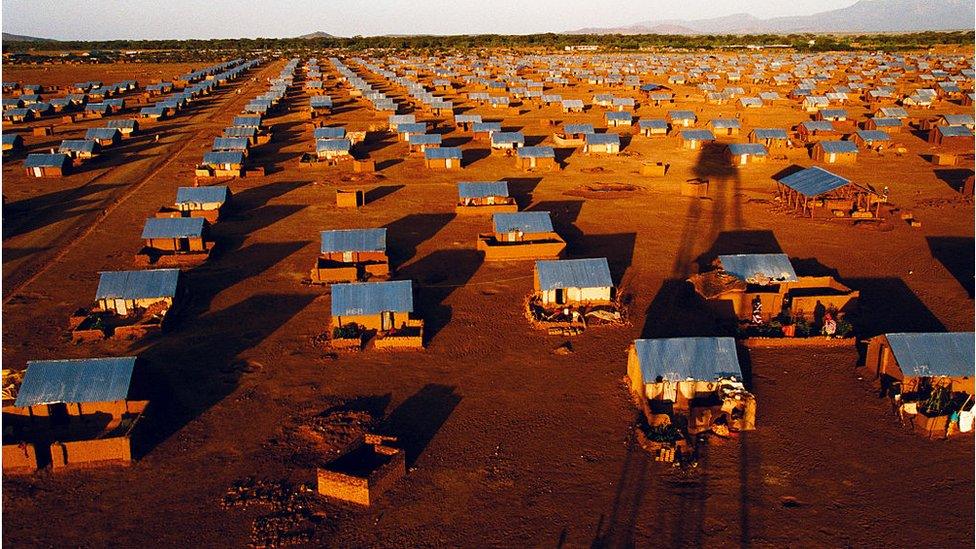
left=233, top=115, right=262, bottom=127
left=95, top=268, right=180, bottom=300
left=638, top=119, right=668, bottom=129
left=585, top=133, right=620, bottom=145
left=536, top=258, right=612, bottom=290
left=727, top=143, right=768, bottom=156
left=493, top=211, right=553, bottom=234
left=58, top=139, right=98, bottom=153
left=778, top=166, right=851, bottom=196
left=14, top=357, right=136, bottom=407
left=331, top=280, right=413, bottom=316
left=752, top=128, right=788, bottom=139
left=801, top=120, right=835, bottom=132
left=680, top=129, right=716, bottom=141
left=937, top=125, right=974, bottom=138
left=202, top=151, right=244, bottom=165
left=320, top=228, right=386, bottom=253
left=870, top=117, right=901, bottom=127
left=885, top=332, right=974, bottom=378
left=472, top=122, right=502, bottom=132
left=313, top=126, right=346, bottom=139
left=24, top=153, right=69, bottom=168
left=943, top=114, right=975, bottom=126
left=855, top=130, right=890, bottom=142
left=491, top=132, right=525, bottom=145
left=310, top=95, right=333, bottom=108
left=223, top=126, right=256, bottom=138
left=141, top=216, right=206, bottom=239
left=668, top=110, right=696, bottom=121
left=710, top=118, right=741, bottom=129
left=606, top=112, right=632, bottom=121
left=213, top=137, right=249, bottom=151
left=409, top=133, right=442, bottom=145
left=425, top=147, right=462, bottom=159
left=175, top=186, right=228, bottom=205
left=517, top=146, right=555, bottom=158
left=818, top=140, right=859, bottom=154
left=633, top=337, right=742, bottom=382
left=105, top=119, right=137, bottom=129
left=316, top=138, right=352, bottom=152
left=396, top=122, right=427, bottom=133
left=458, top=181, right=509, bottom=199
left=718, top=253, right=798, bottom=283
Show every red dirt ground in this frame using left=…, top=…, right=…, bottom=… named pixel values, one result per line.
left=2, top=52, right=973, bottom=547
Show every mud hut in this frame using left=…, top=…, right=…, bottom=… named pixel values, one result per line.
left=515, top=146, right=557, bottom=171
left=330, top=280, right=423, bottom=349
left=3, top=357, right=148, bottom=472
left=478, top=211, right=566, bottom=260
left=725, top=143, right=768, bottom=165
left=311, top=228, right=390, bottom=284
left=456, top=181, right=517, bottom=214
left=424, top=147, right=463, bottom=170
left=24, top=153, right=70, bottom=177
left=812, top=140, right=859, bottom=164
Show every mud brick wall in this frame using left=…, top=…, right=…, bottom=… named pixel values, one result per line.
left=50, top=436, right=132, bottom=468
left=3, top=443, right=38, bottom=472
left=317, top=469, right=371, bottom=506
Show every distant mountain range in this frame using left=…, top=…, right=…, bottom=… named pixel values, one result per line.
left=2, top=32, right=55, bottom=42
left=296, top=31, right=335, bottom=39
left=566, top=0, right=974, bottom=35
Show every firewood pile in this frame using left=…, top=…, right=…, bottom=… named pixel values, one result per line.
left=221, top=478, right=325, bottom=548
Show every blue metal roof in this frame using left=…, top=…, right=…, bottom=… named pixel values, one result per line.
left=491, top=131, right=525, bottom=145
left=668, top=110, right=696, bottom=121
left=396, top=122, right=427, bottom=133
left=606, top=112, right=632, bottom=121
left=819, top=109, right=847, bottom=119
left=223, top=126, right=256, bottom=138
left=493, top=211, right=553, bottom=234
left=585, top=133, right=620, bottom=145
left=95, top=268, right=180, bottom=300
left=561, top=99, right=584, bottom=108
left=233, top=115, right=262, bottom=127
left=409, top=133, right=442, bottom=145
left=141, top=216, right=206, bottom=239
left=320, top=228, right=386, bottom=253
left=710, top=118, right=741, bottom=129
left=472, top=122, right=502, bottom=132
left=680, top=129, right=716, bottom=141
left=536, top=258, right=612, bottom=290
left=458, top=181, right=509, bottom=199
left=818, top=140, right=859, bottom=154
left=885, top=332, right=975, bottom=378
left=331, top=280, right=413, bottom=316
left=778, top=166, right=851, bottom=196
left=727, top=143, right=768, bottom=156
left=213, top=137, right=249, bottom=151
left=454, top=114, right=482, bottom=123
left=389, top=114, right=416, bottom=124
left=310, top=95, right=333, bottom=108
left=2, top=133, right=21, bottom=145
left=633, top=337, right=742, bottom=382
left=15, top=357, right=137, bottom=407
left=943, top=114, right=975, bottom=126
left=752, top=128, right=789, bottom=139
left=718, top=253, right=797, bottom=282
left=175, top=186, right=228, bottom=205
left=565, top=123, right=594, bottom=134
left=85, top=127, right=119, bottom=140
left=202, top=151, right=245, bottom=165
left=106, top=119, right=138, bottom=129
left=517, top=146, right=555, bottom=158
left=638, top=119, right=668, bottom=129
left=425, top=147, right=462, bottom=159
left=24, top=153, right=69, bottom=168
left=937, top=125, right=974, bottom=138
left=316, top=138, right=352, bottom=152
left=802, top=120, right=835, bottom=132
left=855, top=130, right=890, bottom=142
left=313, top=126, right=345, bottom=139
left=58, top=139, right=99, bottom=153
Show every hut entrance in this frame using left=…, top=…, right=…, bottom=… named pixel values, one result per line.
left=47, top=403, right=69, bottom=426
left=381, top=311, right=394, bottom=331
left=554, top=289, right=567, bottom=305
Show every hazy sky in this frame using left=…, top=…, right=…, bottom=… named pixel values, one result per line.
left=2, top=0, right=860, bottom=40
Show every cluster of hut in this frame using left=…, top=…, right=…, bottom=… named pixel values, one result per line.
left=3, top=57, right=266, bottom=474
left=5, top=49, right=974, bottom=489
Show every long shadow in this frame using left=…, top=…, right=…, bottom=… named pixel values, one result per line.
left=378, top=383, right=461, bottom=466
left=641, top=279, right=725, bottom=339
left=376, top=158, right=403, bottom=171
left=256, top=120, right=305, bottom=174
left=596, top=432, right=651, bottom=548
left=131, top=292, right=317, bottom=457
left=524, top=135, right=547, bottom=147
left=933, top=168, right=974, bottom=193
left=528, top=200, right=583, bottom=229
left=693, top=229, right=783, bottom=274
left=927, top=236, right=975, bottom=298
left=2, top=246, right=50, bottom=263
left=396, top=248, right=482, bottom=343
left=442, top=136, right=471, bottom=148
left=571, top=232, right=637, bottom=286
left=554, top=147, right=575, bottom=164
left=848, top=277, right=947, bottom=337
left=356, top=135, right=396, bottom=156
left=507, top=177, right=541, bottom=209
left=463, top=148, right=491, bottom=166
left=364, top=184, right=404, bottom=205
left=3, top=181, right=126, bottom=239
left=383, top=213, right=455, bottom=269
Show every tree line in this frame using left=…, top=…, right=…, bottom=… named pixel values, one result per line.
left=3, top=31, right=972, bottom=55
